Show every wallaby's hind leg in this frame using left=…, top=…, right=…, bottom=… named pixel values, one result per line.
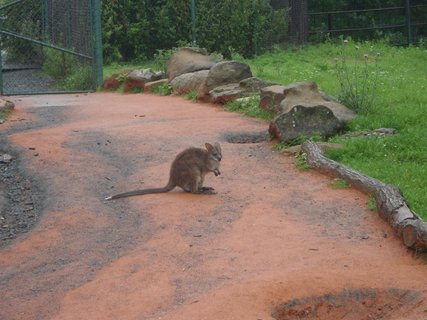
left=183, top=176, right=216, bottom=195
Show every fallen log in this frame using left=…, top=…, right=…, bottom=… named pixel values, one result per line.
left=301, top=140, right=427, bottom=250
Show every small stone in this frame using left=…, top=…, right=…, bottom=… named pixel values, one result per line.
left=0, top=154, right=14, bottom=163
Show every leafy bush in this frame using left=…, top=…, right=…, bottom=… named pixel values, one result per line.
left=42, top=48, right=76, bottom=81
left=60, top=67, right=94, bottom=91
left=42, top=47, right=93, bottom=91
left=102, top=0, right=289, bottom=63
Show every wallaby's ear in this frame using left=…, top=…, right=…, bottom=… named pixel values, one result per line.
left=214, top=142, right=221, bottom=150
left=205, top=143, right=213, bottom=151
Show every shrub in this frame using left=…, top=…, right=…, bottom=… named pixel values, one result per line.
left=42, top=47, right=94, bottom=91
left=102, top=0, right=289, bottom=63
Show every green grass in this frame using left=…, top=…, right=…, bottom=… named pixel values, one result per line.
left=244, top=41, right=427, bottom=218
left=330, top=178, right=349, bottom=189
left=0, top=108, right=13, bottom=122
left=225, top=96, right=274, bottom=120
left=185, top=90, right=198, bottom=101
left=151, top=83, right=172, bottom=96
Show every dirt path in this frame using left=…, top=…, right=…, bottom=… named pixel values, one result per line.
left=0, top=93, right=426, bottom=320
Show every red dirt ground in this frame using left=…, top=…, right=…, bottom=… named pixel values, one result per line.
left=1, top=92, right=426, bottom=320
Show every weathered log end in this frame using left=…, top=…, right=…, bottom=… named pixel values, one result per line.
left=402, top=222, right=418, bottom=248
left=400, top=219, right=427, bottom=249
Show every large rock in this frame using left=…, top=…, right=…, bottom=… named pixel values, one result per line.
left=209, top=77, right=272, bottom=104
left=268, top=81, right=356, bottom=142
left=197, top=61, right=253, bottom=102
left=279, top=81, right=354, bottom=121
left=170, top=70, right=209, bottom=94
left=167, top=47, right=216, bottom=81
left=240, top=77, right=274, bottom=91
left=123, top=68, right=165, bottom=93
left=209, top=83, right=246, bottom=104
left=259, top=85, right=288, bottom=113
left=269, top=105, right=345, bottom=142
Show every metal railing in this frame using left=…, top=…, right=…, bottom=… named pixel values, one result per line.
left=307, top=2, right=427, bottom=44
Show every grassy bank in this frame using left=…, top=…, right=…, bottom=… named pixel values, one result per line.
left=244, top=41, right=426, bottom=218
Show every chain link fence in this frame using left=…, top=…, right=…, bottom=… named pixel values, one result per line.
left=288, top=0, right=427, bottom=45
left=0, top=0, right=102, bottom=95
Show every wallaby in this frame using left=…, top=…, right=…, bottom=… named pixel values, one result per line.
left=105, top=142, right=222, bottom=200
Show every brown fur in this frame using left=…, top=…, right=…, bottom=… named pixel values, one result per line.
left=105, top=142, right=222, bottom=200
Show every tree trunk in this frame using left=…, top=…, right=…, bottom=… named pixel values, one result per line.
left=301, top=140, right=427, bottom=250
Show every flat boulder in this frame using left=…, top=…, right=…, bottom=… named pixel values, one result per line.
left=167, top=47, right=216, bottom=81
left=279, top=81, right=355, bottom=122
left=269, top=105, right=345, bottom=142
left=209, top=77, right=271, bottom=104
left=259, top=85, right=288, bottom=113
left=268, top=81, right=356, bottom=142
left=198, top=61, right=253, bottom=102
left=240, top=77, right=274, bottom=90
left=170, top=70, right=209, bottom=94
left=123, top=68, right=165, bottom=93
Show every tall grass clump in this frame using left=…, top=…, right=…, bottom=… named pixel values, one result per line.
left=334, top=38, right=380, bottom=114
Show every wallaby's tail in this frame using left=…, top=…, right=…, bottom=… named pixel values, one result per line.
left=105, top=181, right=175, bottom=200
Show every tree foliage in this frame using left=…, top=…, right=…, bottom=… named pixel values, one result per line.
left=102, top=0, right=288, bottom=63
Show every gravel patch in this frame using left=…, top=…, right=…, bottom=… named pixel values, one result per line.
left=0, top=150, right=45, bottom=248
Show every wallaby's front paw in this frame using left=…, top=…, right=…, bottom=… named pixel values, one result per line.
left=214, top=170, right=221, bottom=176
left=200, top=187, right=216, bottom=194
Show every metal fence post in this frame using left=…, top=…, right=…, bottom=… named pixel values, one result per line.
left=288, top=0, right=308, bottom=44
left=252, top=0, right=258, bottom=56
left=0, top=15, right=3, bottom=95
left=405, top=0, right=413, bottom=44
left=92, top=0, right=103, bottom=88
left=42, top=0, right=49, bottom=41
left=191, top=0, right=196, bottom=46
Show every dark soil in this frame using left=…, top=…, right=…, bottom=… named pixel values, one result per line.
left=272, top=288, right=424, bottom=320
left=0, top=145, right=45, bottom=247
